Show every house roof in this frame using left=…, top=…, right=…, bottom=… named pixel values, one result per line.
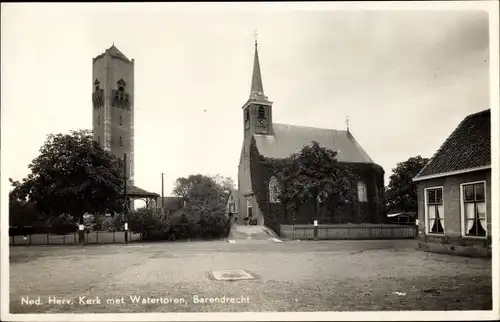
left=156, top=196, right=184, bottom=211
left=253, top=123, right=375, bottom=163
left=414, top=109, right=491, bottom=181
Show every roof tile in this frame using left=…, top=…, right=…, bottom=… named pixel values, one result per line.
left=415, top=109, right=490, bottom=179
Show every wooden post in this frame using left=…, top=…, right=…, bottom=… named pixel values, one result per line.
left=313, top=220, right=318, bottom=240
left=124, top=153, right=129, bottom=244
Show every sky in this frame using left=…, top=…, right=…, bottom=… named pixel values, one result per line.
left=1, top=2, right=495, bottom=202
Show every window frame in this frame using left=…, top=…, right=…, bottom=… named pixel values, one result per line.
left=269, top=176, right=281, bottom=203
left=424, top=186, right=445, bottom=236
left=357, top=181, right=368, bottom=203
left=460, top=180, right=488, bottom=239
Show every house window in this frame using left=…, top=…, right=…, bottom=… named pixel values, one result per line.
left=462, top=182, right=487, bottom=237
left=119, top=115, right=122, bottom=125
left=119, top=137, right=123, bottom=146
left=258, top=106, right=265, bottom=119
left=98, top=115, right=100, bottom=126
left=425, top=187, right=444, bottom=234
left=357, top=181, right=367, bottom=202
left=269, top=176, right=281, bottom=203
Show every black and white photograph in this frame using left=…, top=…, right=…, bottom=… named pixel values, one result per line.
left=1, top=1, right=498, bottom=321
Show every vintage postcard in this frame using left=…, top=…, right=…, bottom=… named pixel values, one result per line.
left=1, top=1, right=498, bottom=321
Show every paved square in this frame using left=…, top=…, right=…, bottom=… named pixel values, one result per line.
left=210, top=270, right=256, bottom=281
left=8, top=239, right=492, bottom=313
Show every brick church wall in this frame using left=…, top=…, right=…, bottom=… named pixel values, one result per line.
left=249, top=138, right=386, bottom=226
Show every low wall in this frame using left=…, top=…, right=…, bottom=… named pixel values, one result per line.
left=280, top=224, right=417, bottom=240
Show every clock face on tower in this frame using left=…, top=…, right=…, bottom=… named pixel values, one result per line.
left=258, top=119, right=268, bottom=126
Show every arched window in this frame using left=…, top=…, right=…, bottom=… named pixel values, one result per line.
left=357, top=181, right=367, bottom=202
left=258, top=106, right=265, bottom=119
left=245, top=109, right=250, bottom=121
left=269, top=176, right=281, bottom=203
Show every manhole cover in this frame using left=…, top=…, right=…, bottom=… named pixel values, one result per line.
left=209, top=270, right=256, bottom=281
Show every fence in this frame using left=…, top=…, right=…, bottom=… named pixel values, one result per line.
left=280, top=223, right=418, bottom=240
left=9, top=226, right=142, bottom=245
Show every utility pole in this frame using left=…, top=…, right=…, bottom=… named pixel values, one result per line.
left=160, top=173, right=165, bottom=218
left=124, top=153, right=128, bottom=244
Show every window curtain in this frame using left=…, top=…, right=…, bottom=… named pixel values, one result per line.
left=428, top=205, right=436, bottom=232
left=465, top=203, right=475, bottom=233
left=477, top=202, right=487, bottom=232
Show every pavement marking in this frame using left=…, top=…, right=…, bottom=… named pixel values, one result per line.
left=209, top=269, right=256, bottom=281
left=269, top=238, right=283, bottom=243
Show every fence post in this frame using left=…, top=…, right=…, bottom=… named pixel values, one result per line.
left=63, top=234, right=66, bottom=245
left=74, top=232, right=77, bottom=244
left=313, top=221, right=318, bottom=241
left=29, top=233, right=32, bottom=245
left=113, top=230, right=116, bottom=243
left=47, top=233, right=50, bottom=245
left=96, top=231, right=99, bottom=244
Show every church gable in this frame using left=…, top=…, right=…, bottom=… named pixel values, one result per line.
left=253, top=123, right=375, bottom=164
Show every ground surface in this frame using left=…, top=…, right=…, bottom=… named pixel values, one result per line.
left=10, top=240, right=492, bottom=313
left=9, top=236, right=492, bottom=313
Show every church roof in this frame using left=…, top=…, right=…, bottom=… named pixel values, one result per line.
left=254, top=123, right=375, bottom=163
left=414, top=109, right=490, bottom=181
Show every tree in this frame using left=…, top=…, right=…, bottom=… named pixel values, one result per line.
left=268, top=141, right=358, bottom=223
left=9, top=129, right=126, bottom=244
left=172, top=174, right=231, bottom=238
left=385, top=155, right=429, bottom=213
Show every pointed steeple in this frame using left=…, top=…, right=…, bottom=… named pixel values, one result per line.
left=250, top=39, right=266, bottom=101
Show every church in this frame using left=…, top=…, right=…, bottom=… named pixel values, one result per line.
left=237, top=41, right=386, bottom=227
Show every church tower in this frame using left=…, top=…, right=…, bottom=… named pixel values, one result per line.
left=241, top=40, right=273, bottom=137
left=237, top=39, right=273, bottom=225
left=92, top=44, right=135, bottom=186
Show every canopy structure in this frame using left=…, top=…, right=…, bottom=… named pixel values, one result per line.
left=126, top=185, right=160, bottom=209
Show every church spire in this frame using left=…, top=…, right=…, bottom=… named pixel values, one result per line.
left=250, top=33, right=265, bottom=100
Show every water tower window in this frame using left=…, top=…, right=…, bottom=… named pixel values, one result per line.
left=119, top=137, right=123, bottom=146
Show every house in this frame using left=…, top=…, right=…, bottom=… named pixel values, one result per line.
left=413, top=109, right=491, bottom=257
left=153, top=196, right=184, bottom=215
left=224, top=189, right=240, bottom=222
left=237, top=41, right=385, bottom=227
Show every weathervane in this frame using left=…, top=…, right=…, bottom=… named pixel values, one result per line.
left=254, top=30, right=258, bottom=47
left=346, top=116, right=350, bottom=132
